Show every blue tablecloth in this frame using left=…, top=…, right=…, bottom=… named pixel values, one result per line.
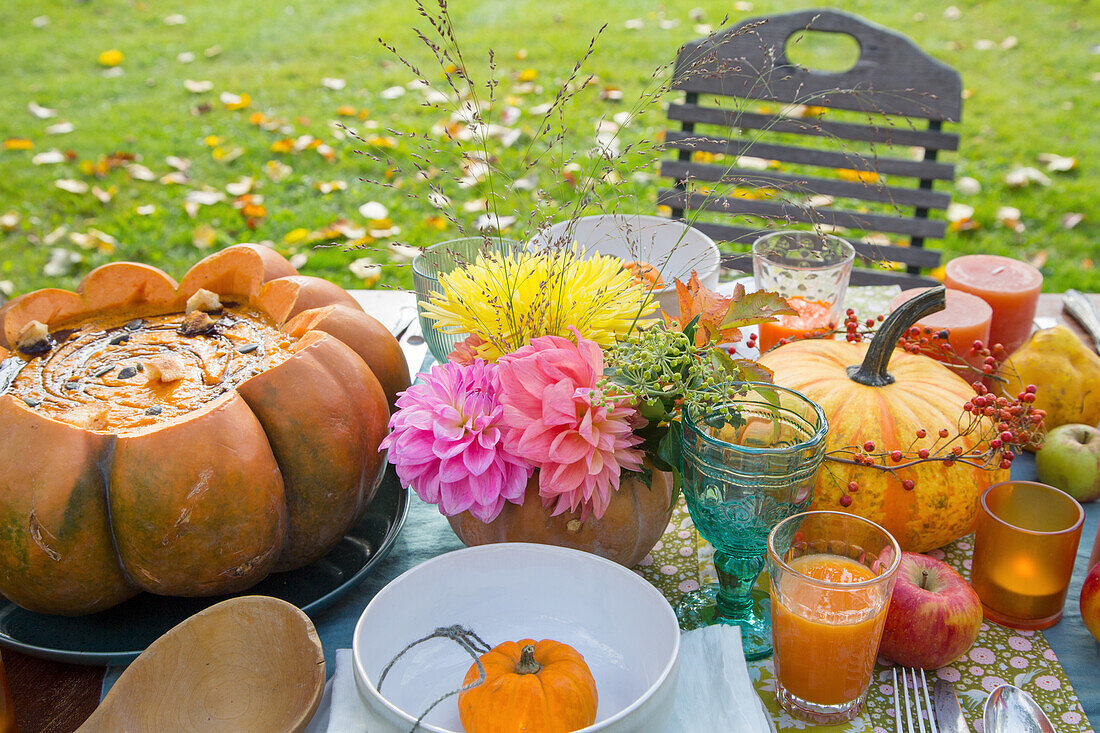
left=309, top=454, right=1100, bottom=727
left=102, top=449, right=1100, bottom=728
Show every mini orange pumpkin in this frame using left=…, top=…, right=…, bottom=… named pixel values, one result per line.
left=458, top=639, right=598, bottom=733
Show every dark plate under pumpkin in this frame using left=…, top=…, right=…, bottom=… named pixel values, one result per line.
left=0, top=467, right=409, bottom=665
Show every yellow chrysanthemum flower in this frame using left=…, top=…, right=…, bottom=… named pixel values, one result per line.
left=422, top=247, right=655, bottom=361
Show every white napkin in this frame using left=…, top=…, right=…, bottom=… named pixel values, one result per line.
left=667, top=626, right=776, bottom=733
left=307, top=626, right=774, bottom=732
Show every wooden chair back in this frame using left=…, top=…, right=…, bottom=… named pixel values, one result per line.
left=660, top=9, right=963, bottom=286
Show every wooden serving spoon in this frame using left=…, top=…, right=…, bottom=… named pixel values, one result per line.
left=77, top=596, right=325, bottom=733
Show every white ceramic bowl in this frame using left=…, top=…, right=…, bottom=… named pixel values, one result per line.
left=527, top=214, right=721, bottom=316
left=353, top=543, right=680, bottom=733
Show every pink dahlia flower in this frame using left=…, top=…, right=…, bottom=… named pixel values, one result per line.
left=379, top=359, right=532, bottom=522
left=496, top=330, right=644, bottom=520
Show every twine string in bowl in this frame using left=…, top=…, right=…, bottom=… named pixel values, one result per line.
left=377, top=624, right=493, bottom=733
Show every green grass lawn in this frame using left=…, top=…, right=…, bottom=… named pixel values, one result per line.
left=1, top=0, right=1097, bottom=298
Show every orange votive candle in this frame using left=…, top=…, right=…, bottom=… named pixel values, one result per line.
left=889, top=287, right=992, bottom=370
left=758, top=297, right=835, bottom=352
left=943, top=255, right=1042, bottom=356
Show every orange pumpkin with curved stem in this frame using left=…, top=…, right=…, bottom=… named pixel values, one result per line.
left=759, top=287, right=1009, bottom=552
left=0, top=244, right=409, bottom=614
left=458, top=639, right=598, bottom=733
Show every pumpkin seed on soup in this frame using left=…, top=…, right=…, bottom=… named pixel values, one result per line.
left=117, top=366, right=138, bottom=379
left=144, top=405, right=162, bottom=416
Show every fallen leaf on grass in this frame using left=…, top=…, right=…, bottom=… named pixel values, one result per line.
left=98, top=50, right=124, bottom=67
left=288, top=253, right=308, bottom=269
left=358, top=201, right=388, bottom=219
left=32, top=150, right=65, bottom=165
left=380, top=86, right=405, bottom=100
left=388, top=243, right=421, bottom=261
left=55, top=179, right=89, bottom=194
left=1037, top=153, right=1077, bottom=172
left=264, top=160, right=292, bottom=181
left=955, top=176, right=981, bottom=195
left=315, top=180, right=347, bottom=194
left=164, top=14, right=186, bottom=25
left=996, top=206, right=1025, bottom=232
left=220, top=92, right=251, bottom=111
left=192, top=224, right=217, bottom=249
left=1027, top=251, right=1047, bottom=268
left=177, top=51, right=195, bottom=64
left=0, top=212, right=20, bottom=231
left=349, top=258, right=382, bottom=285
left=28, top=102, right=56, bottom=119
left=125, top=163, right=156, bottom=181
left=1004, top=167, right=1051, bottom=187
left=92, top=185, right=116, bottom=203
left=3, top=138, right=33, bottom=151
left=43, top=248, right=82, bottom=277
left=70, top=229, right=116, bottom=253
left=212, top=146, right=244, bottom=163
left=321, top=77, right=346, bottom=90
left=166, top=156, right=191, bottom=172
left=226, top=177, right=254, bottom=196
left=136, top=204, right=156, bottom=215
left=946, top=202, right=978, bottom=232
left=1062, top=213, right=1085, bottom=229
left=184, top=79, right=214, bottom=94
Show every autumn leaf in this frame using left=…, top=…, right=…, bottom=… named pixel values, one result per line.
left=3, top=138, right=33, bottom=151
left=663, top=273, right=795, bottom=346
left=98, top=49, right=124, bottom=67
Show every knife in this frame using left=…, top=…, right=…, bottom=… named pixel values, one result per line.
left=1063, top=289, right=1100, bottom=354
left=934, top=679, right=972, bottom=733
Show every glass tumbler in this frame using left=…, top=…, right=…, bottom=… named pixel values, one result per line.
left=411, top=237, right=518, bottom=363
left=970, top=480, right=1084, bottom=629
left=767, top=511, right=901, bottom=724
left=675, top=383, right=829, bottom=660
left=752, top=231, right=855, bottom=351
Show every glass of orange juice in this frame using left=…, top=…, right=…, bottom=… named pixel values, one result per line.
left=752, top=231, right=855, bottom=352
left=970, top=480, right=1084, bottom=629
left=767, top=510, right=901, bottom=724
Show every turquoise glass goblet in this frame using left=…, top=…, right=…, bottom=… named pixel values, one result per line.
left=676, top=383, right=829, bottom=660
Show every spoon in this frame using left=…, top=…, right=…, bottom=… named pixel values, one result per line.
left=983, top=684, right=1056, bottom=733
left=77, top=596, right=325, bottom=733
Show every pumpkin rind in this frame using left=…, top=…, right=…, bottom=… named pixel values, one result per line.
left=238, top=331, right=388, bottom=571
left=107, top=393, right=287, bottom=595
left=0, top=289, right=86, bottom=349
left=77, top=262, right=179, bottom=315
left=283, top=304, right=410, bottom=411
left=447, top=464, right=674, bottom=567
left=459, top=639, right=598, bottom=733
left=0, top=396, right=137, bottom=614
left=761, top=340, right=1008, bottom=552
left=272, top=275, right=365, bottom=320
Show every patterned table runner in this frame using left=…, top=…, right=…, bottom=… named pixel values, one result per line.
left=635, top=498, right=1094, bottom=732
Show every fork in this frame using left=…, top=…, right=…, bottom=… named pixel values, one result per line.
left=893, top=666, right=939, bottom=733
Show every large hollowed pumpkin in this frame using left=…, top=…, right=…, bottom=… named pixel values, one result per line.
left=759, top=288, right=1008, bottom=552
left=447, top=462, right=675, bottom=568
left=0, top=244, right=410, bottom=615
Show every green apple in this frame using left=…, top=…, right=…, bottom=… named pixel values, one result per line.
left=1036, top=424, right=1100, bottom=502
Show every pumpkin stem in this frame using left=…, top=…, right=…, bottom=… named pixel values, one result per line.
left=846, top=286, right=946, bottom=387
left=516, top=644, right=542, bottom=675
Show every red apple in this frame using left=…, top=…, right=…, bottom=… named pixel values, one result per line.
left=1081, top=562, right=1100, bottom=643
left=878, top=552, right=983, bottom=669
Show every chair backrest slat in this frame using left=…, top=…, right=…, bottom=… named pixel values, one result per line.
left=683, top=221, right=944, bottom=268
left=664, top=131, right=956, bottom=180
left=668, top=103, right=960, bottom=151
left=658, top=189, right=946, bottom=239
left=660, top=8, right=963, bottom=287
left=660, top=160, right=952, bottom=210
